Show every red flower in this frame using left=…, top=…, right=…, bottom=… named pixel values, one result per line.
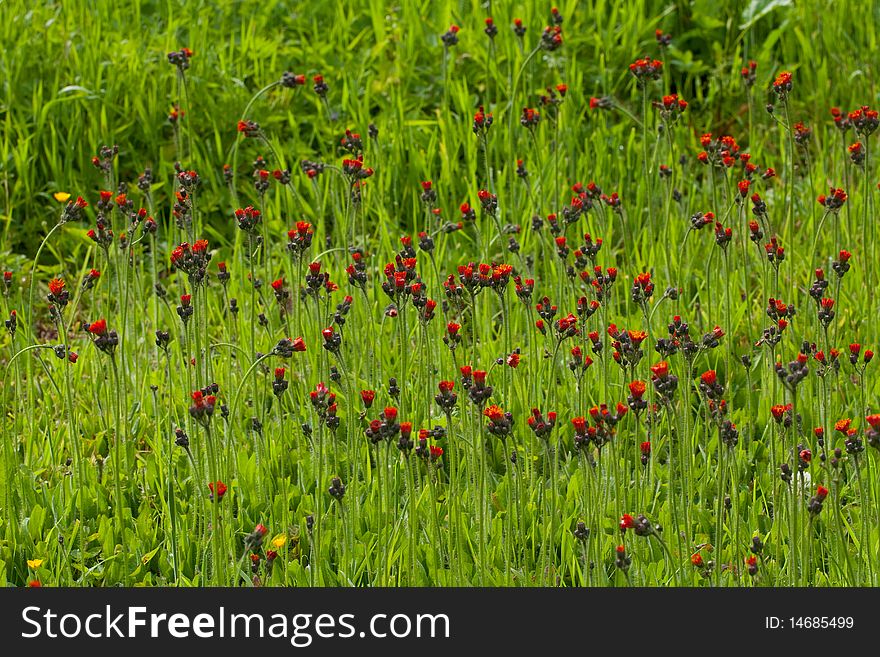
left=650, top=361, right=669, bottom=378
left=816, top=485, right=829, bottom=501
left=700, top=370, right=717, bottom=386
left=87, top=318, right=107, bottom=336
left=866, top=414, right=880, bottom=429
left=628, top=380, right=646, bottom=399
left=291, top=337, right=307, bottom=352
left=48, top=278, right=65, bottom=297
left=770, top=404, right=791, bottom=421
left=438, top=380, right=454, bottom=393
left=208, top=480, right=228, bottom=499
left=619, top=513, right=635, bottom=531
left=629, top=57, right=663, bottom=81
left=640, top=441, right=651, bottom=455
left=772, top=71, right=792, bottom=95
left=834, top=418, right=851, bottom=433
left=274, top=367, right=286, bottom=380
left=691, top=553, right=704, bottom=567
left=383, top=407, right=398, bottom=422
left=484, top=405, right=504, bottom=421
left=572, top=416, right=586, bottom=433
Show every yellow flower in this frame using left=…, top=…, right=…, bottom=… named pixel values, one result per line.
left=53, top=192, right=71, bottom=203
left=27, top=559, right=44, bottom=569
left=271, top=534, right=287, bottom=549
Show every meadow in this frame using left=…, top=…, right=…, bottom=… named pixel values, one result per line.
left=1, top=0, right=879, bottom=587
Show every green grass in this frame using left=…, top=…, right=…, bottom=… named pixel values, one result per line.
left=1, top=0, right=879, bottom=587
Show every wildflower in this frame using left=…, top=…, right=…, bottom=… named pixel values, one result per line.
left=176, top=294, right=193, bottom=324
left=484, top=404, right=513, bottom=438
left=313, top=74, right=329, bottom=98
left=817, top=187, right=847, bottom=212
left=651, top=361, right=678, bottom=403
left=629, top=57, right=663, bottom=84
left=328, top=476, right=346, bottom=501
left=47, top=278, right=69, bottom=309
left=281, top=71, right=307, bottom=88
left=85, top=318, right=118, bottom=356
left=189, top=387, right=218, bottom=427
left=272, top=337, right=306, bottom=357
left=208, top=480, right=228, bottom=501
left=615, top=545, right=631, bottom=571
left=699, top=370, right=724, bottom=400
left=866, top=414, right=880, bottom=449
left=272, top=368, right=288, bottom=398
left=435, top=380, right=458, bottom=412
left=513, top=18, right=526, bottom=38
left=832, top=250, right=851, bottom=278
left=741, top=60, right=757, bottom=87
left=441, top=24, right=460, bottom=47
left=237, top=119, right=261, bottom=138
left=775, top=355, right=809, bottom=390
left=167, top=47, right=194, bottom=70
left=627, top=380, right=648, bottom=414
left=340, top=129, right=363, bottom=155
left=793, top=121, right=811, bottom=145
left=631, top=271, right=654, bottom=305
left=772, top=71, right=792, bottom=100
left=526, top=408, right=556, bottom=440
left=589, top=96, right=613, bottom=111
left=619, top=513, right=657, bottom=537
left=849, top=105, right=879, bottom=136
left=60, top=195, right=89, bottom=224
left=520, top=107, right=540, bottom=129
left=484, top=17, right=498, bottom=39
left=849, top=141, right=865, bottom=167
left=817, top=297, right=835, bottom=328
left=364, top=406, right=400, bottom=444
left=321, top=326, right=342, bottom=355
left=807, top=485, right=829, bottom=516
left=746, top=555, right=758, bottom=576
left=170, top=240, right=211, bottom=284
left=655, top=94, right=687, bottom=123
left=540, top=25, right=563, bottom=50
